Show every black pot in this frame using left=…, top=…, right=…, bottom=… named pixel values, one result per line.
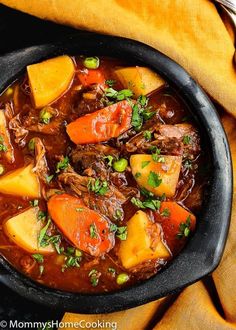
left=0, top=33, right=232, bottom=314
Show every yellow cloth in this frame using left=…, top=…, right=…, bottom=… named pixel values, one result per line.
left=1, top=0, right=236, bottom=329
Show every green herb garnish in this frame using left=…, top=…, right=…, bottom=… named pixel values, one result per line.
left=56, top=156, right=69, bottom=173
left=177, top=215, right=191, bottom=239
left=183, top=135, right=191, bottom=145
left=90, top=223, right=98, bottom=238
left=161, top=208, right=170, bottom=217
left=0, top=136, right=7, bottom=152
left=115, top=226, right=127, bottom=241
left=103, top=155, right=114, bottom=166
left=30, top=199, right=39, bottom=207
left=46, top=174, right=54, bottom=183
left=88, top=178, right=109, bottom=195
left=32, top=253, right=44, bottom=263
left=105, top=79, right=116, bottom=87
left=147, top=171, right=162, bottom=188
left=38, top=219, right=51, bottom=247
left=88, top=269, right=100, bottom=287
left=141, top=160, right=150, bottom=169
left=105, top=88, right=133, bottom=101
left=143, top=130, right=152, bottom=141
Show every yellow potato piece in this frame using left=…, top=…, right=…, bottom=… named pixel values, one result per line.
left=4, top=207, right=54, bottom=254
left=0, top=163, right=40, bottom=198
left=114, top=66, right=165, bottom=97
left=27, top=55, right=75, bottom=108
left=119, top=210, right=170, bottom=269
left=130, top=154, right=182, bottom=197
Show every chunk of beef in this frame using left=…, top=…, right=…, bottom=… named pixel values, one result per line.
left=9, top=112, right=29, bottom=147
left=32, top=137, right=49, bottom=183
left=72, top=84, right=105, bottom=117
left=125, top=123, right=200, bottom=158
left=70, top=144, right=120, bottom=181
left=58, top=166, right=127, bottom=220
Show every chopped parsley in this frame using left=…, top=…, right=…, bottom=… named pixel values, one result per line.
left=30, top=199, right=39, bottom=207
left=105, top=79, right=116, bottom=87
left=104, top=87, right=133, bottom=101
left=141, top=160, right=150, bottom=169
left=45, top=174, right=54, bottom=183
left=131, top=96, right=155, bottom=131
left=56, top=156, right=69, bottom=173
left=109, top=224, right=127, bottom=240
left=152, top=154, right=165, bottom=163
left=177, top=216, right=191, bottom=239
left=38, top=219, right=51, bottom=247
left=0, top=136, right=7, bottom=152
left=90, top=223, right=98, bottom=238
left=115, top=226, right=127, bottom=241
left=103, top=155, right=114, bottom=166
left=114, top=209, right=123, bottom=220
left=88, top=178, right=109, bottom=195
left=61, top=247, right=82, bottom=272
left=88, top=269, right=100, bottom=287
left=161, top=208, right=170, bottom=217
left=151, top=148, right=165, bottom=163
left=131, top=197, right=161, bottom=211
left=147, top=171, right=162, bottom=188
left=135, top=172, right=142, bottom=179
left=32, top=253, right=44, bottom=263
left=37, top=210, right=47, bottom=222
left=143, top=130, right=152, bottom=141
left=110, top=223, right=118, bottom=232
left=183, top=135, right=191, bottom=145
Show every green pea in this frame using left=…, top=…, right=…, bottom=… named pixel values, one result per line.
left=113, top=158, right=128, bottom=172
left=28, top=138, right=35, bottom=153
left=116, top=273, right=129, bottom=285
left=39, top=108, right=53, bottom=124
left=0, top=164, right=4, bottom=175
left=83, top=57, right=100, bottom=69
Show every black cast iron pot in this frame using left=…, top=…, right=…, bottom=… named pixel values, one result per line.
left=0, top=33, right=232, bottom=313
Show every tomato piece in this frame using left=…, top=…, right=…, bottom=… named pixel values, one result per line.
left=47, top=194, right=115, bottom=257
left=66, top=100, right=133, bottom=144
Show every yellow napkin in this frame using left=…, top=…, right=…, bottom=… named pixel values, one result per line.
left=1, top=1, right=236, bottom=329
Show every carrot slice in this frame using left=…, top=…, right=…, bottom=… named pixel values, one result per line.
left=66, top=100, right=133, bottom=144
left=47, top=193, right=115, bottom=257
left=154, top=202, right=196, bottom=250
left=77, top=69, right=106, bottom=87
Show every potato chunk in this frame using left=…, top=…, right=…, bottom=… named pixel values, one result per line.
left=4, top=207, right=53, bottom=253
left=130, top=154, right=182, bottom=197
left=114, top=66, right=165, bottom=97
left=27, top=55, right=74, bottom=108
left=119, top=210, right=170, bottom=269
left=0, top=163, right=40, bottom=197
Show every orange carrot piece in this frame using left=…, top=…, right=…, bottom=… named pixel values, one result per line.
left=77, top=69, right=106, bottom=86
left=66, top=100, right=133, bottom=144
left=47, top=193, right=115, bottom=257
left=160, top=202, right=196, bottom=234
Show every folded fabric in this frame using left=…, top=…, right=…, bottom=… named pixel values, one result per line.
left=0, top=0, right=236, bottom=329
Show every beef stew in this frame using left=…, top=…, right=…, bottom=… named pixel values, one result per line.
left=0, top=55, right=209, bottom=293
